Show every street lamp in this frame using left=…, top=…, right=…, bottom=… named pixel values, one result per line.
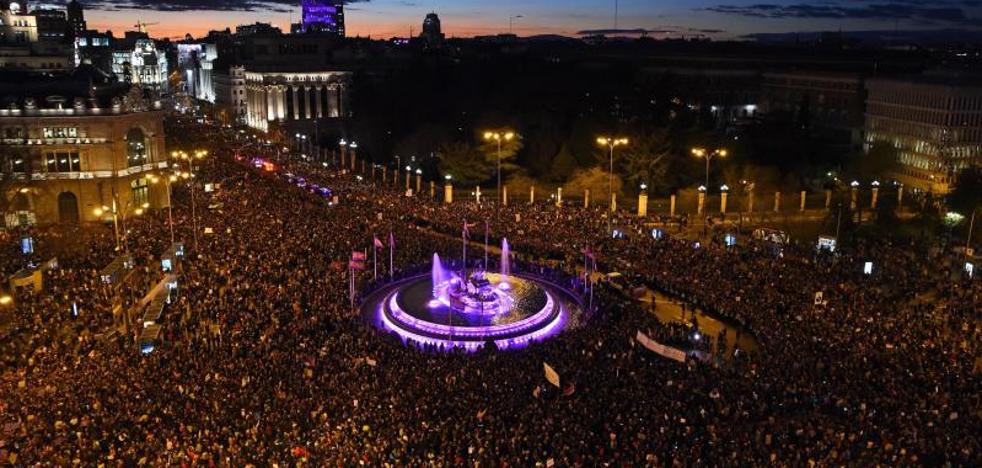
left=597, top=136, right=629, bottom=233
left=172, top=149, right=207, bottom=249
left=691, top=147, right=727, bottom=190
left=148, top=173, right=178, bottom=243
left=483, top=130, right=516, bottom=207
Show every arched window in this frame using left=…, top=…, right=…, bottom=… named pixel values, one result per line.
left=126, top=128, right=147, bottom=167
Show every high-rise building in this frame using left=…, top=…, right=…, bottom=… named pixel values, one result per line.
left=865, top=73, right=982, bottom=194
left=297, top=0, right=344, bottom=36
left=420, top=12, right=444, bottom=45
left=66, top=0, right=86, bottom=39
left=0, top=2, right=74, bottom=71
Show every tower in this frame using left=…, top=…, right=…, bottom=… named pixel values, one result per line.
left=421, top=12, right=444, bottom=45
left=67, top=0, right=87, bottom=39
left=299, top=0, right=344, bottom=36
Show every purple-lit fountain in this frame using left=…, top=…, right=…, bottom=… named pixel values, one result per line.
left=364, top=240, right=582, bottom=351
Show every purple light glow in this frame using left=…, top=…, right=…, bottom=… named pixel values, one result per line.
left=377, top=289, right=566, bottom=351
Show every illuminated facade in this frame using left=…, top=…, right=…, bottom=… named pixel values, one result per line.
left=112, top=37, right=169, bottom=92
left=244, top=70, right=351, bottom=132
left=865, top=77, right=982, bottom=194
left=0, top=84, right=168, bottom=226
left=297, top=0, right=344, bottom=36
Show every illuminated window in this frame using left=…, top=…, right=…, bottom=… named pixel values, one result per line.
left=126, top=128, right=148, bottom=167
left=44, top=151, right=81, bottom=172
left=131, top=178, right=149, bottom=207
left=42, top=127, right=78, bottom=138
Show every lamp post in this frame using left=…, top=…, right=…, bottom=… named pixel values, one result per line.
left=349, top=141, right=358, bottom=172
left=596, top=136, right=629, bottom=233
left=148, top=173, right=178, bottom=243
left=691, top=147, right=727, bottom=190
left=483, top=130, right=516, bottom=208
left=338, top=139, right=347, bottom=169
left=172, top=149, right=207, bottom=249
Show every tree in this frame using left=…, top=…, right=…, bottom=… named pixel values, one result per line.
left=477, top=129, right=524, bottom=174
left=565, top=167, right=624, bottom=201
left=437, top=142, right=491, bottom=186
left=947, top=166, right=982, bottom=215
left=848, top=140, right=899, bottom=181
left=617, top=130, right=672, bottom=194
left=548, top=145, right=578, bottom=182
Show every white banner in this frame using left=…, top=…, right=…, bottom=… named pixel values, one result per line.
left=636, top=331, right=686, bottom=363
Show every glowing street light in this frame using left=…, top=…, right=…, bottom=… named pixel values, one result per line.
left=484, top=130, right=517, bottom=207
left=691, top=147, right=727, bottom=190
left=597, top=136, right=629, bottom=233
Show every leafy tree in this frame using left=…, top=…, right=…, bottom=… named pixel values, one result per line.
left=477, top=129, right=524, bottom=175
left=848, top=141, right=899, bottom=181
left=565, top=167, right=623, bottom=202
left=548, top=144, right=578, bottom=182
left=617, top=130, right=672, bottom=194
left=437, top=142, right=491, bottom=186
left=947, top=166, right=982, bottom=215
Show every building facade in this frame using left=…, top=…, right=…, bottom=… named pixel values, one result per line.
left=0, top=2, right=73, bottom=71
left=245, top=70, right=351, bottom=132
left=213, top=65, right=247, bottom=123
left=865, top=76, right=982, bottom=194
left=177, top=42, right=217, bottom=103
left=0, top=85, right=168, bottom=226
left=295, top=0, right=344, bottom=36
left=112, top=36, right=169, bottom=92
left=760, top=71, right=865, bottom=147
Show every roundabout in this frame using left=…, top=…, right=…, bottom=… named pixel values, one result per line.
left=363, top=250, right=584, bottom=351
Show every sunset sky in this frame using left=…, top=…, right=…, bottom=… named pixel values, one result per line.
left=37, top=0, right=982, bottom=40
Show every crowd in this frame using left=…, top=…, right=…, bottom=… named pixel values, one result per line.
left=0, top=120, right=978, bottom=465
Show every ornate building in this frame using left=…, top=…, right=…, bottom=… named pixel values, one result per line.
left=0, top=80, right=168, bottom=226
left=244, top=70, right=351, bottom=133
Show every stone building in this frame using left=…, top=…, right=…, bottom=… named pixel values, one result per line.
left=244, top=70, right=351, bottom=133
left=0, top=79, right=168, bottom=226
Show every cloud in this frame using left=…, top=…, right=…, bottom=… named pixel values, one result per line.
left=703, top=1, right=982, bottom=26
left=576, top=27, right=726, bottom=36
left=59, top=0, right=369, bottom=13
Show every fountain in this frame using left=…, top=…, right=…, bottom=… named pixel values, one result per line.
left=500, top=238, right=511, bottom=277
left=363, top=248, right=582, bottom=351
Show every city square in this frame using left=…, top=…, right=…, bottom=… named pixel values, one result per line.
left=0, top=0, right=980, bottom=465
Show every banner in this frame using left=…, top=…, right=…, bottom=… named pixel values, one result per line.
left=635, top=331, right=686, bottom=363
left=543, top=362, right=561, bottom=388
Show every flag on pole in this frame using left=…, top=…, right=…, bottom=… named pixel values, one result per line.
left=581, top=247, right=596, bottom=260
left=463, top=221, right=476, bottom=239
left=349, top=260, right=366, bottom=270
left=352, top=251, right=366, bottom=262
left=374, top=236, right=384, bottom=249
left=543, top=362, right=561, bottom=388
left=389, top=232, right=395, bottom=248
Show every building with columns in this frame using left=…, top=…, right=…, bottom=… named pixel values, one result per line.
left=244, top=70, right=351, bottom=133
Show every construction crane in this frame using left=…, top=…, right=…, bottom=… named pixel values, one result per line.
left=134, top=21, right=160, bottom=34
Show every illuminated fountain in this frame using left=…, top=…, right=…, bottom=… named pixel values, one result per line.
left=363, top=240, right=582, bottom=351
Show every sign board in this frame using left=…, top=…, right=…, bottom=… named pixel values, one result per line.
left=863, top=262, right=873, bottom=275
left=543, top=362, right=561, bottom=388
left=817, top=236, right=837, bottom=252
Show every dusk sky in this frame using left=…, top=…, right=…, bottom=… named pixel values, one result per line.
left=37, top=0, right=982, bottom=40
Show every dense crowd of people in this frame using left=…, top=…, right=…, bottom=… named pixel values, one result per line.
left=0, top=120, right=978, bottom=465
